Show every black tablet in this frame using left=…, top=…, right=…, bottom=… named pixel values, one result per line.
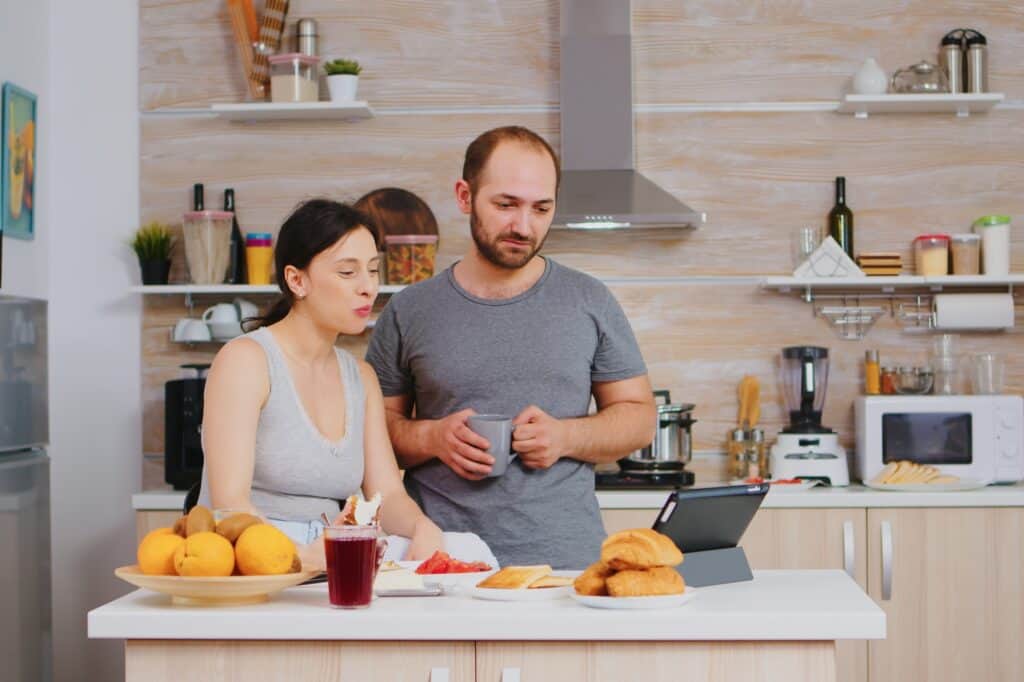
left=651, top=483, right=769, bottom=553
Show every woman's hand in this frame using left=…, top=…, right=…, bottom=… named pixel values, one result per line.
left=403, top=518, right=444, bottom=561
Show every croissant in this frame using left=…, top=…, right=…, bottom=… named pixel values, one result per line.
left=600, top=528, right=683, bottom=570
left=606, top=566, right=685, bottom=597
left=573, top=561, right=615, bottom=596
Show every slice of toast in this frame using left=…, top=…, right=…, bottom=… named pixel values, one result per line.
left=477, top=565, right=552, bottom=589
left=527, top=575, right=573, bottom=589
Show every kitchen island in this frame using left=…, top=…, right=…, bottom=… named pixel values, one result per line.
left=89, top=569, right=883, bottom=682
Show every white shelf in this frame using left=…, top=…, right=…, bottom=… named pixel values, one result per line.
left=208, top=101, right=374, bottom=121
left=761, top=275, right=1024, bottom=292
left=838, top=93, right=1004, bottom=118
left=132, top=284, right=405, bottom=295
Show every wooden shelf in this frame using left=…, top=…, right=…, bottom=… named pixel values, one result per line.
left=208, top=101, right=374, bottom=121
left=761, top=275, right=1024, bottom=292
left=132, top=284, right=405, bottom=295
left=837, top=93, right=1004, bottom=118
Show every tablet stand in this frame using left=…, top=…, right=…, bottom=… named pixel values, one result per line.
left=676, top=546, right=753, bottom=588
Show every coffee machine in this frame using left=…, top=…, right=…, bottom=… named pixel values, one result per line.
left=164, top=363, right=209, bottom=490
left=770, top=346, right=850, bottom=486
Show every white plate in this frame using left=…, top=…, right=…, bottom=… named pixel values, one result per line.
left=863, top=478, right=989, bottom=492
left=469, top=571, right=578, bottom=602
left=571, top=588, right=697, bottom=610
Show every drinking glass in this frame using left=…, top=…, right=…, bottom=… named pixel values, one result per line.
left=970, top=353, right=1004, bottom=395
left=792, top=226, right=821, bottom=268
left=323, top=525, right=387, bottom=608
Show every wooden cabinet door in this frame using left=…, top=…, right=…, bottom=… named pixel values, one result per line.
left=867, top=508, right=1024, bottom=682
left=126, top=641, right=475, bottom=681
left=136, top=510, right=182, bottom=543
left=476, top=641, right=836, bottom=682
left=740, top=508, right=868, bottom=682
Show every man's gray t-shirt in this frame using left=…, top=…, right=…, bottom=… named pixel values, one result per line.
left=366, top=258, right=647, bottom=569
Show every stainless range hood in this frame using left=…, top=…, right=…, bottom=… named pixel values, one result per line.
left=552, top=0, right=705, bottom=230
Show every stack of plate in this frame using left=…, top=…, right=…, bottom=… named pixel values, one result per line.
left=856, top=252, right=902, bottom=276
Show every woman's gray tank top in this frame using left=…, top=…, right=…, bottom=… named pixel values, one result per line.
left=203, top=326, right=366, bottom=521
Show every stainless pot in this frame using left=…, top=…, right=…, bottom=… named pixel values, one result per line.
left=617, top=390, right=696, bottom=473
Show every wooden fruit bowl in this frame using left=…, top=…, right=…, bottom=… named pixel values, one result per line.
left=114, top=565, right=321, bottom=606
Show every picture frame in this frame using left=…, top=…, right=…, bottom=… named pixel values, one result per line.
left=2, top=82, right=37, bottom=241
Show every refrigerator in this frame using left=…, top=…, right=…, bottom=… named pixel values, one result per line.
left=0, top=296, right=52, bottom=682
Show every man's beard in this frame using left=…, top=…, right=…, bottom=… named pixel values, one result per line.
left=470, top=205, right=547, bottom=270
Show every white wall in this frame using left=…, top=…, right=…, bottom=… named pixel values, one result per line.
left=0, top=0, right=50, bottom=299
left=47, top=0, right=141, bottom=680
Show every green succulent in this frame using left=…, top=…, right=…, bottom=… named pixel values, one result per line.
left=130, top=221, right=175, bottom=261
left=324, top=58, right=362, bottom=76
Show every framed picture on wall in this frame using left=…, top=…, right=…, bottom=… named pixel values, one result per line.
left=2, top=82, right=37, bottom=241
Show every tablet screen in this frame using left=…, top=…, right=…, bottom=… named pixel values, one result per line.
left=651, top=484, right=769, bottom=553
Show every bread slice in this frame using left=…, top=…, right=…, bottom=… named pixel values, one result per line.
left=601, top=528, right=683, bottom=570
left=476, top=565, right=552, bottom=590
left=527, top=575, right=574, bottom=589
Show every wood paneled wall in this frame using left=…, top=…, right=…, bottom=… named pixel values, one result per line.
left=139, top=0, right=1024, bottom=487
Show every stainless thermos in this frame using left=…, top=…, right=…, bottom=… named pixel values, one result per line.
left=940, top=31, right=965, bottom=93
left=966, top=31, right=988, bottom=93
left=296, top=18, right=319, bottom=57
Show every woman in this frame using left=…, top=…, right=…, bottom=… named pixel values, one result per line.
left=200, top=199, right=444, bottom=568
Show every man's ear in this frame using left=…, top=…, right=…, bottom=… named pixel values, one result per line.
left=455, top=179, right=473, bottom=215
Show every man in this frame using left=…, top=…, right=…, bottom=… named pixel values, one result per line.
left=366, top=126, right=655, bottom=569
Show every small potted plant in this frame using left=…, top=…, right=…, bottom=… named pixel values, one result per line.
left=130, top=221, right=175, bottom=285
left=324, top=58, right=362, bottom=102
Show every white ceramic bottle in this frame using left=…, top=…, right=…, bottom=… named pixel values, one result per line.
left=852, top=58, right=888, bottom=95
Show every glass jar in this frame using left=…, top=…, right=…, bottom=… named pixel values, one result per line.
left=245, top=232, right=274, bottom=285
left=972, top=215, right=1012, bottom=276
left=268, top=53, right=320, bottom=103
left=182, top=210, right=233, bottom=284
left=949, top=233, right=981, bottom=275
left=913, top=234, right=950, bottom=276
left=880, top=366, right=898, bottom=395
left=384, top=235, right=439, bottom=284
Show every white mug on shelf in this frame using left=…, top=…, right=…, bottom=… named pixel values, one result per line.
left=172, top=318, right=212, bottom=343
left=202, top=303, right=240, bottom=324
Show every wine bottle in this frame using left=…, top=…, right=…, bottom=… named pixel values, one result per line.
left=224, top=188, right=247, bottom=284
left=192, top=183, right=205, bottom=211
left=828, top=176, right=854, bottom=258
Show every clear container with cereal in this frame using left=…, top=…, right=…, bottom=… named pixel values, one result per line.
left=183, top=210, right=233, bottom=284
left=950, top=233, right=981, bottom=275
left=268, top=53, right=320, bottom=103
left=385, top=235, right=439, bottom=284
left=913, top=234, right=950, bottom=276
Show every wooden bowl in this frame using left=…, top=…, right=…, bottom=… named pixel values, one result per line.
left=114, top=565, right=321, bottom=606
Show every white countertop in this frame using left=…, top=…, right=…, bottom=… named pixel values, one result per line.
left=134, top=482, right=1024, bottom=512
left=88, top=569, right=883, bottom=642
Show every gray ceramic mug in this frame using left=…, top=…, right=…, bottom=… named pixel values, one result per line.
left=466, top=414, right=517, bottom=478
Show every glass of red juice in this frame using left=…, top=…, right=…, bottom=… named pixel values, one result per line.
left=323, top=525, right=387, bottom=609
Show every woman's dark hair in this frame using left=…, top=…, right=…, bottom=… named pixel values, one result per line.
left=353, top=187, right=439, bottom=238
left=244, top=199, right=379, bottom=330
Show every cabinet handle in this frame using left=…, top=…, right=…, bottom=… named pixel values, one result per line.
left=429, top=668, right=450, bottom=682
left=880, top=520, right=893, bottom=601
left=501, top=668, right=522, bottom=682
left=842, top=520, right=855, bottom=579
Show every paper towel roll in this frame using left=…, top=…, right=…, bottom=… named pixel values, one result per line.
left=933, top=293, right=1015, bottom=329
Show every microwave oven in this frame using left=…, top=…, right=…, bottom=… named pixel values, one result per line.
left=855, top=395, right=1024, bottom=484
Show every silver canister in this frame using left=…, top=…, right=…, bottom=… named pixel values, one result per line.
left=296, top=18, right=319, bottom=57
left=940, top=30, right=965, bottom=94
left=965, top=30, right=988, bottom=93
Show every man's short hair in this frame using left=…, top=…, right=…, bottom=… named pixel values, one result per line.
left=461, top=126, right=561, bottom=196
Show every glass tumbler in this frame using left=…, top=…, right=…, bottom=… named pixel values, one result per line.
left=792, top=227, right=821, bottom=269
left=970, top=353, right=1004, bottom=394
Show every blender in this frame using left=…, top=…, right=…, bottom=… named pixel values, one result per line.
left=770, top=346, right=850, bottom=486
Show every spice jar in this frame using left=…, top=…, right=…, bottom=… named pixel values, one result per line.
left=880, top=366, right=898, bottom=395
left=728, top=428, right=750, bottom=479
left=913, top=234, right=950, bottom=276
left=864, top=350, right=881, bottom=395
left=385, top=234, right=438, bottom=284
left=268, top=53, right=320, bottom=103
left=950, top=233, right=981, bottom=275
